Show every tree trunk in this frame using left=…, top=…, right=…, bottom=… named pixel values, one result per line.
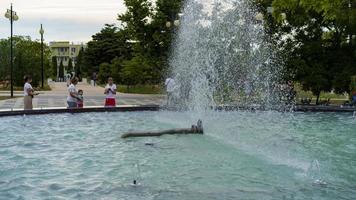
left=316, top=91, right=321, bottom=105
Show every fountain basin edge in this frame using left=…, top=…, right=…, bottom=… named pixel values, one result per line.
left=0, top=104, right=355, bottom=118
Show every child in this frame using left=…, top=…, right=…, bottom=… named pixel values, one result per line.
left=77, top=89, right=84, bottom=108
left=104, top=77, right=117, bottom=107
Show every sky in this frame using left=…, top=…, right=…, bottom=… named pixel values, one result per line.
left=0, top=0, right=126, bottom=43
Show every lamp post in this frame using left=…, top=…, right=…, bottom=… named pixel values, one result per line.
left=4, top=4, right=19, bottom=98
left=39, top=24, right=44, bottom=88
left=166, top=13, right=183, bottom=30
left=349, top=0, right=352, bottom=46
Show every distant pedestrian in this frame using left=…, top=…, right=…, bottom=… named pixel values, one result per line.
left=77, top=89, right=84, bottom=108
left=351, top=91, right=356, bottom=106
left=286, top=80, right=296, bottom=104
left=24, top=75, right=36, bottom=110
left=104, top=77, right=117, bottom=107
left=67, top=77, right=80, bottom=108
left=92, top=72, right=97, bottom=87
left=165, top=77, right=176, bottom=106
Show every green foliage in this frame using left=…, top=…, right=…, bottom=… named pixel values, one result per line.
left=0, top=39, right=10, bottom=81
left=51, top=56, right=58, bottom=79
left=0, top=36, right=51, bottom=87
left=67, top=58, right=73, bottom=72
left=79, top=0, right=184, bottom=87
left=121, top=55, right=149, bottom=85
left=110, top=57, right=123, bottom=84
left=58, top=60, right=64, bottom=79
left=98, top=63, right=112, bottom=84
left=257, top=0, right=356, bottom=103
left=83, top=24, right=132, bottom=77
left=75, top=48, right=85, bottom=80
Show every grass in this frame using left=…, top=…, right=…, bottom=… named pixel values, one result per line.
left=117, top=85, right=163, bottom=94
left=295, top=83, right=349, bottom=105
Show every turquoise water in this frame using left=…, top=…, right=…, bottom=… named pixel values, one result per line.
left=0, top=111, right=355, bottom=199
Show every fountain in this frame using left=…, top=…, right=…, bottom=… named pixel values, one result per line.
left=169, top=0, right=284, bottom=111
left=0, top=0, right=355, bottom=199
left=308, top=159, right=327, bottom=187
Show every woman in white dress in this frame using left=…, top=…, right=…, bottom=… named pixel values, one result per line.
left=24, top=76, right=34, bottom=110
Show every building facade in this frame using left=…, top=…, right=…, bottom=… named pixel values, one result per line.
left=49, top=41, right=85, bottom=78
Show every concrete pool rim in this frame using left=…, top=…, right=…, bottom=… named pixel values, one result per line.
left=0, top=104, right=355, bottom=117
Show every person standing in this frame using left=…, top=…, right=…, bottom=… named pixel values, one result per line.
left=351, top=91, right=356, bottom=106
left=77, top=89, right=84, bottom=108
left=165, top=77, right=176, bottom=106
left=24, top=76, right=35, bottom=110
left=104, top=77, right=117, bottom=107
left=92, top=72, right=97, bottom=87
left=67, top=77, right=80, bottom=108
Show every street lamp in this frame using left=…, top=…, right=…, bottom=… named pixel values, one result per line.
left=166, top=13, right=182, bottom=29
left=255, top=12, right=264, bottom=21
left=4, top=4, right=19, bottom=98
left=349, top=0, right=352, bottom=46
left=39, top=24, right=44, bottom=88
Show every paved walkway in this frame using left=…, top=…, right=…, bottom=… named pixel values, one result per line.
left=0, top=82, right=165, bottom=110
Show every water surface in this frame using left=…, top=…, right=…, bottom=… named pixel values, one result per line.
left=0, top=111, right=355, bottom=199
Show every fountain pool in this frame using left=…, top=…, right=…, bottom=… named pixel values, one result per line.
left=0, top=111, right=355, bottom=199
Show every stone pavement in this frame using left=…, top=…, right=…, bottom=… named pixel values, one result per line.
left=0, top=82, right=165, bottom=110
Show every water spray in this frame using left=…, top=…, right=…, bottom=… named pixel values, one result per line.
left=309, top=159, right=327, bottom=187
left=132, top=161, right=142, bottom=186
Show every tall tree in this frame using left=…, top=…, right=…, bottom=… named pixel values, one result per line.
left=67, top=58, right=73, bottom=72
left=51, top=56, right=58, bottom=79
left=84, top=24, right=132, bottom=76
left=118, top=0, right=152, bottom=55
left=0, top=36, right=51, bottom=87
left=256, top=0, right=356, bottom=103
left=59, top=60, right=64, bottom=80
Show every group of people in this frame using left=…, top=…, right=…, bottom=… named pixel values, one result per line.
left=66, top=76, right=117, bottom=108
left=23, top=75, right=118, bottom=110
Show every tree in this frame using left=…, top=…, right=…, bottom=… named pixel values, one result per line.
left=84, top=24, right=132, bottom=77
left=51, top=56, right=58, bottom=79
left=59, top=60, right=64, bottom=80
left=67, top=58, right=73, bottom=72
left=0, top=36, right=51, bottom=87
left=0, top=39, right=10, bottom=82
left=110, top=57, right=123, bottom=84
left=98, top=62, right=112, bottom=84
left=118, top=0, right=152, bottom=54
left=121, top=56, right=145, bottom=86
left=256, top=0, right=356, bottom=103
left=117, top=0, right=185, bottom=84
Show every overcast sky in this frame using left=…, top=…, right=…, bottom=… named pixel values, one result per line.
left=0, top=0, right=126, bottom=43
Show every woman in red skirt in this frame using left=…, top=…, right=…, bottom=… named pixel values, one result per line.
left=104, top=77, right=117, bottom=107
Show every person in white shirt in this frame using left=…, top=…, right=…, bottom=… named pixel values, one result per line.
left=165, top=77, right=176, bottom=106
left=104, top=77, right=117, bottom=107
left=67, top=77, right=80, bottom=108
left=24, top=75, right=35, bottom=110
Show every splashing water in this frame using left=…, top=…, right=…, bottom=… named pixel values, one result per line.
left=132, top=162, right=142, bottom=186
left=169, top=0, right=285, bottom=112
left=308, top=159, right=327, bottom=186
